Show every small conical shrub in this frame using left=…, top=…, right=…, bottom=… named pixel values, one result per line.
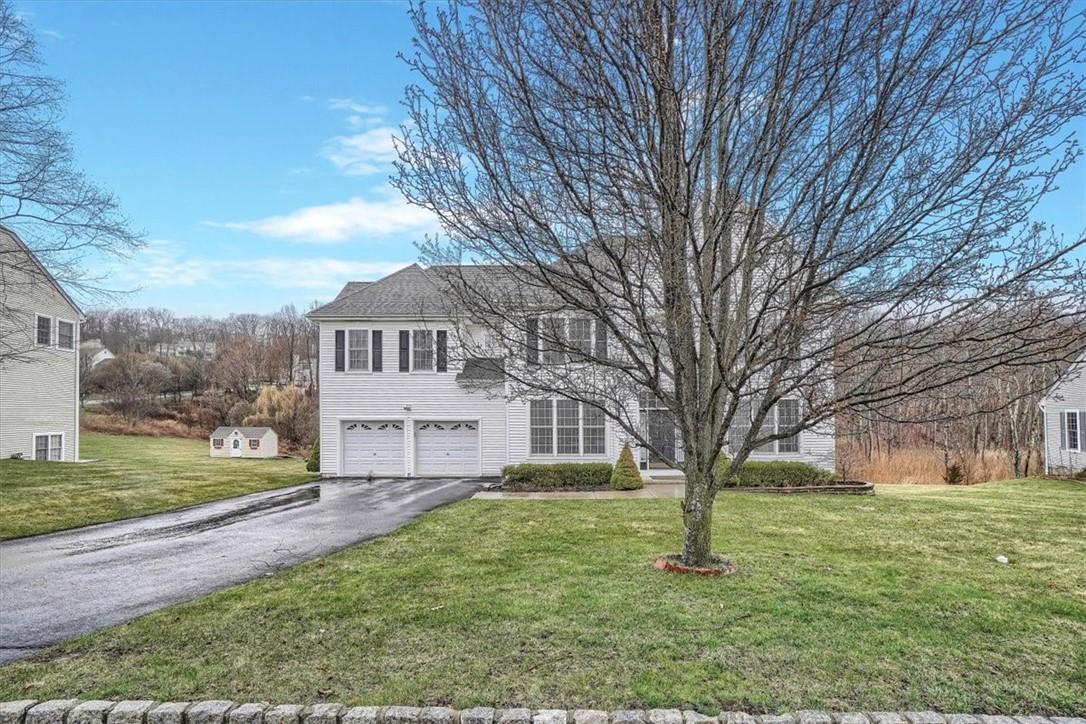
left=611, top=443, right=644, bottom=490
left=306, top=438, right=321, bottom=473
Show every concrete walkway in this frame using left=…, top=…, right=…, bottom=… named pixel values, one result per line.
left=473, top=483, right=685, bottom=499
left=0, top=477, right=485, bottom=663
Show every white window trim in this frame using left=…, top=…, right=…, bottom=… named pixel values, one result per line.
left=730, top=399, right=803, bottom=456
left=32, top=432, right=65, bottom=462
left=528, top=399, right=607, bottom=458
left=56, top=318, right=76, bottom=351
left=409, top=329, right=441, bottom=373
left=1066, top=409, right=1081, bottom=451
left=346, top=328, right=371, bottom=373
left=35, top=314, right=53, bottom=347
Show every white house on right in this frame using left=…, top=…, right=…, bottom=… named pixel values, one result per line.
left=1041, top=354, right=1086, bottom=475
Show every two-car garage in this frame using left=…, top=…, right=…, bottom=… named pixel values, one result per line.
left=341, top=419, right=480, bottom=477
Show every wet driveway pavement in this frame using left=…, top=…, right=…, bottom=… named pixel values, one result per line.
left=0, top=477, right=486, bottom=663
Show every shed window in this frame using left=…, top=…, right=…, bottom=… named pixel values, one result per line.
left=249, top=439, right=260, bottom=450
left=213, top=438, right=223, bottom=449
left=36, top=315, right=51, bottom=346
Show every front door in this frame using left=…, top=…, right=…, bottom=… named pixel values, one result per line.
left=230, top=438, right=242, bottom=457
left=646, top=409, right=676, bottom=469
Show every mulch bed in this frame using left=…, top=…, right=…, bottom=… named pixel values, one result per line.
left=719, top=481, right=874, bottom=495
left=653, top=554, right=739, bottom=576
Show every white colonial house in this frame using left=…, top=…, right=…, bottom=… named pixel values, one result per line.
left=0, top=226, right=82, bottom=462
left=1040, top=354, right=1086, bottom=475
left=209, top=427, right=279, bottom=459
left=308, top=264, right=835, bottom=479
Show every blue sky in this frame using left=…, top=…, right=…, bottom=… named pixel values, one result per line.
left=16, top=1, right=1086, bottom=316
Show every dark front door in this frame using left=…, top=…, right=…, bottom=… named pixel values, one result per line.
left=646, top=409, right=676, bottom=468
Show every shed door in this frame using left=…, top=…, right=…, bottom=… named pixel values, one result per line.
left=415, top=421, right=480, bottom=476
left=343, top=421, right=405, bottom=476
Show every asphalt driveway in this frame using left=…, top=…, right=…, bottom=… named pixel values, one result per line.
left=0, top=477, right=485, bottom=663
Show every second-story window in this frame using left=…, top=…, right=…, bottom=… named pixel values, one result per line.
left=413, top=330, right=434, bottom=371
left=348, top=329, right=369, bottom=371
left=36, top=315, right=52, bottom=346
left=57, top=320, right=74, bottom=350
left=568, top=318, right=592, bottom=358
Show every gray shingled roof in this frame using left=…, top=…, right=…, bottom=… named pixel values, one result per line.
left=308, top=263, right=509, bottom=319
left=455, top=357, right=506, bottom=383
left=210, top=426, right=274, bottom=439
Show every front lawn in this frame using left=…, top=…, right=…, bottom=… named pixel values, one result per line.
left=0, top=479, right=1083, bottom=713
left=0, top=432, right=316, bottom=540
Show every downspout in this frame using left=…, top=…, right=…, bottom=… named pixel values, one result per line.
left=1039, top=400, right=1048, bottom=476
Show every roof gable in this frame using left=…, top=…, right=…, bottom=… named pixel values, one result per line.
left=0, top=225, right=83, bottom=317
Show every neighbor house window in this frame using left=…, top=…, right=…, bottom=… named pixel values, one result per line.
left=34, top=434, right=62, bottom=461
left=530, top=399, right=607, bottom=456
left=57, top=320, right=74, bottom=350
left=412, top=330, right=434, bottom=371
left=1067, top=411, right=1080, bottom=451
left=249, top=439, right=260, bottom=450
left=530, top=399, right=553, bottom=455
left=347, top=329, right=369, bottom=371
left=213, top=438, right=223, bottom=449
left=36, top=315, right=51, bottom=346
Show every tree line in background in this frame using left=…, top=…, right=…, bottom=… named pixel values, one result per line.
left=79, top=304, right=320, bottom=451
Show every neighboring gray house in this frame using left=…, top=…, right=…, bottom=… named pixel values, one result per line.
left=0, top=226, right=82, bottom=462
left=1041, top=354, right=1086, bottom=475
left=209, top=426, right=279, bottom=459
left=307, top=264, right=835, bottom=479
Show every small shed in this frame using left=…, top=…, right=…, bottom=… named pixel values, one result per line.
left=210, top=426, right=278, bottom=459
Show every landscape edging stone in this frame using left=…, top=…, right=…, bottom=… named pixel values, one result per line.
left=1, top=703, right=1081, bottom=724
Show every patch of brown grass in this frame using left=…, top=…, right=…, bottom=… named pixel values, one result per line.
left=81, top=410, right=208, bottom=440
left=838, top=442, right=1040, bottom=484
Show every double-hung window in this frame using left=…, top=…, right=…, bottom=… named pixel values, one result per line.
left=777, top=399, right=801, bottom=453
left=727, top=398, right=802, bottom=454
left=412, top=330, right=434, bottom=371
left=530, top=399, right=607, bottom=456
left=541, top=318, right=566, bottom=365
left=568, top=318, right=592, bottom=359
left=1067, top=411, right=1081, bottom=451
left=530, top=400, right=554, bottom=454
left=34, top=434, right=62, bottom=461
left=347, top=329, right=369, bottom=371
left=57, top=320, right=74, bottom=350
left=36, top=315, right=52, bottom=346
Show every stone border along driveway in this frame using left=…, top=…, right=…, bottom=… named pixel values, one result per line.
left=0, top=701, right=1082, bottom=724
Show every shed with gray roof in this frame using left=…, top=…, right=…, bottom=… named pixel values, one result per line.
left=209, top=426, right=278, bottom=459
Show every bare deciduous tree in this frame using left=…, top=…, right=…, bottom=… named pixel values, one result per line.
left=0, top=1, right=142, bottom=360
left=395, top=0, right=1086, bottom=566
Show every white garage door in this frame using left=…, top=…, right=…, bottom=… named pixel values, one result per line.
left=343, top=421, right=405, bottom=476
left=415, top=421, right=480, bottom=476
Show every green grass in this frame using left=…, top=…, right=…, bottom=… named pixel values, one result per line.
left=0, top=479, right=1083, bottom=714
left=0, top=432, right=316, bottom=540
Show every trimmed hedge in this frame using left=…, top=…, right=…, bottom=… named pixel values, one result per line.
left=714, top=456, right=834, bottom=487
left=610, top=444, right=644, bottom=490
left=502, top=462, right=613, bottom=490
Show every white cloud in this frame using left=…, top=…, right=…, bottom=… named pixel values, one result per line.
left=329, top=98, right=386, bottom=116
left=40, top=29, right=65, bottom=39
left=321, top=127, right=399, bottom=175
left=112, top=240, right=410, bottom=293
left=207, top=194, right=436, bottom=242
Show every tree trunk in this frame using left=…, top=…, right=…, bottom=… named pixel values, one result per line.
left=681, top=466, right=715, bottom=566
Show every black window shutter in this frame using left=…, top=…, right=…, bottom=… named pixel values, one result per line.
left=399, top=330, right=410, bottom=371
left=334, top=330, right=345, bottom=371
left=526, top=317, right=539, bottom=366
left=1060, top=411, right=1068, bottom=449
left=372, top=330, right=383, bottom=371
left=436, top=330, right=448, bottom=372
left=594, top=320, right=608, bottom=360
left=1080, top=411, right=1085, bottom=450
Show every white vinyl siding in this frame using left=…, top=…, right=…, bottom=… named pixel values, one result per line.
left=0, top=229, right=80, bottom=462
